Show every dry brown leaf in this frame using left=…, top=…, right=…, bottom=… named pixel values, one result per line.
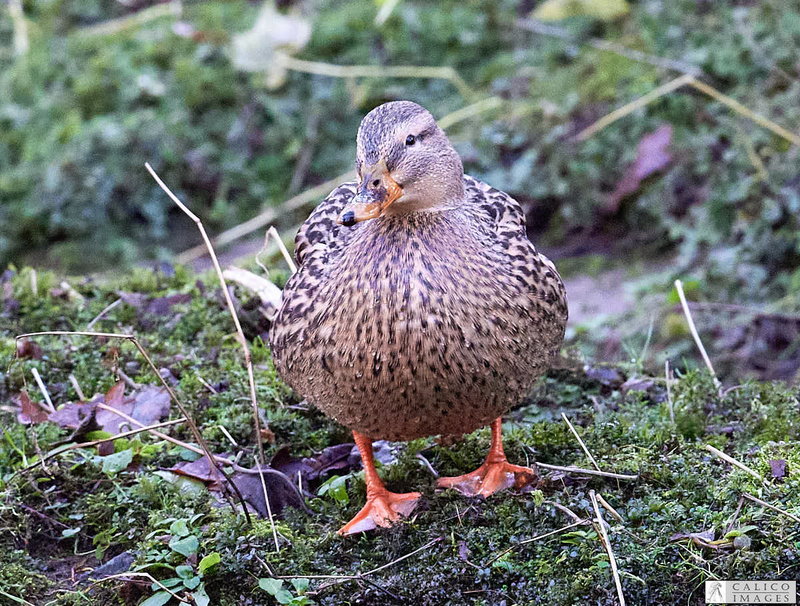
left=607, top=124, right=672, bottom=213
left=15, top=391, right=49, bottom=425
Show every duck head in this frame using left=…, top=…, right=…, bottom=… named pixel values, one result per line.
left=338, top=101, right=465, bottom=226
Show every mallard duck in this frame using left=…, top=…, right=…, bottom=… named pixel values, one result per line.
left=270, top=101, right=568, bottom=535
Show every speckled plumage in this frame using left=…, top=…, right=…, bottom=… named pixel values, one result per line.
left=270, top=174, right=568, bottom=440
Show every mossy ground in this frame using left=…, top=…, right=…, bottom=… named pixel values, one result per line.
left=1, top=267, right=798, bottom=606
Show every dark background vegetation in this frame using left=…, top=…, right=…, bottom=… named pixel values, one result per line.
left=1, top=1, right=800, bottom=605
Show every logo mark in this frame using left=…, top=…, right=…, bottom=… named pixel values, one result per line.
left=705, top=580, right=796, bottom=604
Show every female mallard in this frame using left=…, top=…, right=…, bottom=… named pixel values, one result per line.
left=270, top=101, right=568, bottom=535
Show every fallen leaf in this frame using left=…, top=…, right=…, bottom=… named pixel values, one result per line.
left=167, top=455, right=228, bottom=489
left=15, top=391, right=49, bottom=425
left=49, top=382, right=170, bottom=436
left=770, top=459, right=787, bottom=479
left=95, top=383, right=171, bottom=434
left=607, top=125, right=673, bottom=213
left=269, top=443, right=356, bottom=490
left=230, top=4, right=312, bottom=89
left=16, top=339, right=43, bottom=360
left=222, top=267, right=282, bottom=321
left=231, top=467, right=307, bottom=518
left=534, top=0, right=630, bottom=21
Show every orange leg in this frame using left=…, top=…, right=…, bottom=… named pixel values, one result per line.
left=337, top=431, right=421, bottom=536
left=437, top=418, right=538, bottom=497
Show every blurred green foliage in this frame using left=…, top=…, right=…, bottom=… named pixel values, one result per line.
left=1, top=0, right=799, bottom=308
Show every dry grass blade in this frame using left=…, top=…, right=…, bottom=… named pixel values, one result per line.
left=68, top=374, right=86, bottom=401
left=177, top=170, right=355, bottom=264
left=87, top=571, right=189, bottom=603
left=590, top=490, right=626, bottom=606
left=275, top=53, right=475, bottom=99
left=80, top=0, right=181, bottom=37
left=145, top=163, right=279, bottom=551
left=574, top=74, right=800, bottom=147
left=704, top=444, right=766, bottom=485
left=14, top=330, right=250, bottom=522
left=561, top=412, right=600, bottom=472
left=8, top=0, right=28, bottom=56
left=15, top=418, right=185, bottom=477
left=436, top=97, right=504, bottom=130
left=742, top=493, right=800, bottom=524
left=665, top=359, right=674, bottom=424
left=268, top=226, right=297, bottom=274
left=537, top=462, right=638, bottom=481
left=31, top=367, right=55, bottom=413
left=486, top=518, right=591, bottom=566
left=87, top=298, right=122, bottom=329
left=674, top=280, right=722, bottom=393
left=597, top=494, right=624, bottom=523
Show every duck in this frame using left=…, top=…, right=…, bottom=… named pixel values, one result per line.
left=270, top=100, right=568, bottom=535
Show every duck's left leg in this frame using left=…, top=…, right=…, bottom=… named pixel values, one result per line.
left=437, top=418, right=538, bottom=497
left=337, top=431, right=421, bottom=536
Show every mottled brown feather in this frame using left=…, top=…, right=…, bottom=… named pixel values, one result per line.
left=270, top=174, right=568, bottom=440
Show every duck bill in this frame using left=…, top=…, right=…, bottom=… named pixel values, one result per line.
left=337, top=164, right=403, bottom=226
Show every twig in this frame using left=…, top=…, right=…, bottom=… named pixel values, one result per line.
left=590, top=490, right=626, bottom=606
left=543, top=500, right=585, bottom=523
left=725, top=495, right=746, bottom=535
left=516, top=19, right=703, bottom=77
left=87, top=571, right=188, bottom=603
left=537, top=462, right=638, bottom=481
left=80, top=0, right=181, bottom=37
left=116, top=368, right=142, bottom=390
left=145, top=163, right=277, bottom=550
left=31, top=368, right=55, bottom=413
left=575, top=74, right=694, bottom=141
left=416, top=453, right=438, bottom=478
left=269, top=537, right=443, bottom=582
left=87, top=298, right=122, bottom=330
left=375, top=0, right=401, bottom=26
left=68, top=374, right=86, bottom=401
left=436, top=97, right=504, bottom=130
left=742, top=493, right=800, bottom=524
left=15, top=418, right=185, bottom=477
left=665, top=359, right=674, bottom=424
left=30, top=269, right=37, bottom=297
left=177, top=170, right=355, bottom=264
left=561, top=412, right=600, bottom=472
left=268, top=226, right=297, bottom=274
left=275, top=53, right=475, bottom=99
left=216, top=425, right=239, bottom=448
left=196, top=375, right=218, bottom=394
left=597, top=494, right=624, bottom=523
left=484, top=519, right=590, bottom=566
left=704, top=445, right=765, bottom=485
left=8, top=0, right=29, bottom=56
left=574, top=74, right=800, bottom=148
left=15, top=331, right=251, bottom=523
left=674, top=280, right=722, bottom=392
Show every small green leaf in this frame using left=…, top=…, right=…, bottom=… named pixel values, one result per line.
left=140, top=591, right=172, bottom=606
left=169, top=535, right=199, bottom=558
left=290, top=578, right=309, bottom=593
left=61, top=527, right=81, bottom=538
left=259, top=578, right=284, bottom=595
left=175, top=565, right=194, bottom=579
left=169, top=520, right=190, bottom=537
left=151, top=578, right=181, bottom=590
left=192, top=583, right=210, bottom=606
left=198, top=552, right=220, bottom=575
left=101, top=449, right=133, bottom=474
left=183, top=576, right=201, bottom=590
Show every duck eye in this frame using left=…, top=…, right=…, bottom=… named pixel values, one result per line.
left=405, top=134, right=416, bottom=146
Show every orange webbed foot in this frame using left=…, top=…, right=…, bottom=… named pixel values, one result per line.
left=437, top=459, right=538, bottom=497
left=337, top=489, right=421, bottom=536
left=437, top=417, right=539, bottom=497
